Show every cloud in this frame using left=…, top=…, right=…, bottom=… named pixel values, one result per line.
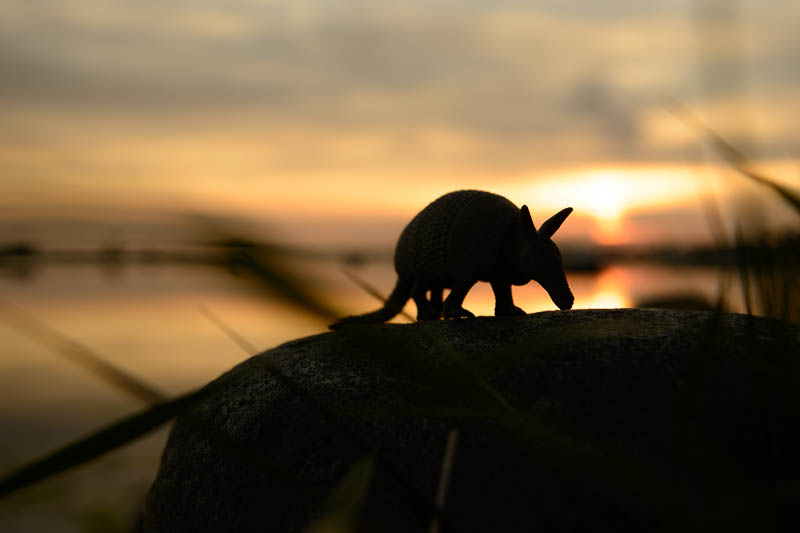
left=0, top=0, right=797, bottom=185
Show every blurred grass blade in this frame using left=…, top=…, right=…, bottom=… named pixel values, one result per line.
left=706, top=130, right=800, bottom=213
left=429, top=429, right=459, bottom=533
left=1, top=306, right=296, bottom=499
left=208, top=231, right=342, bottom=321
left=695, top=175, right=729, bottom=247
left=340, top=268, right=517, bottom=417
left=199, top=305, right=259, bottom=354
left=673, top=104, right=800, bottom=214
left=733, top=224, right=754, bottom=315
left=340, top=267, right=415, bottom=322
left=434, top=430, right=459, bottom=508
left=0, top=374, right=235, bottom=499
left=202, top=307, right=453, bottom=529
left=338, top=269, right=515, bottom=414
left=305, top=455, right=375, bottom=533
left=0, top=301, right=166, bottom=404
left=420, top=323, right=518, bottom=417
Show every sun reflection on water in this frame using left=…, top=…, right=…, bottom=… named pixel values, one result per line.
left=582, top=287, right=629, bottom=309
left=579, top=266, right=630, bottom=309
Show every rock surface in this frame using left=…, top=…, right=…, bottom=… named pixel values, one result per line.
left=140, top=309, right=800, bottom=532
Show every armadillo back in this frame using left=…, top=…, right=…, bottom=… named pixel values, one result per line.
left=395, top=190, right=519, bottom=281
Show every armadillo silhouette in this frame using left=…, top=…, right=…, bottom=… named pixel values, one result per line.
left=330, top=190, right=574, bottom=328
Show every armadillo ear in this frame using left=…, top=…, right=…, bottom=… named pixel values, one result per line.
left=520, top=205, right=538, bottom=240
left=539, top=207, right=573, bottom=238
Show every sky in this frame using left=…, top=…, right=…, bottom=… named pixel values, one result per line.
left=1, top=0, right=798, bottom=247
left=2, top=6, right=797, bottom=528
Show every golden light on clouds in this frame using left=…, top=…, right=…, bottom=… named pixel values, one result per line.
left=570, top=172, right=628, bottom=243
left=1, top=1, right=798, bottom=250
left=509, top=165, right=713, bottom=244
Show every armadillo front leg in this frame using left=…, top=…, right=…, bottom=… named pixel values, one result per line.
left=429, top=286, right=443, bottom=316
left=443, top=279, right=476, bottom=319
left=491, top=280, right=526, bottom=317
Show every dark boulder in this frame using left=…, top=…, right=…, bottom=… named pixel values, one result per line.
left=140, top=309, right=800, bottom=532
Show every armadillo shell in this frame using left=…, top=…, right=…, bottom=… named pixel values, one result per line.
left=394, top=190, right=520, bottom=282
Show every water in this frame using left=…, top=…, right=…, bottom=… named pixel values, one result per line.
left=0, top=260, right=722, bottom=532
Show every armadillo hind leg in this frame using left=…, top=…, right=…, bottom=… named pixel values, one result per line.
left=490, top=280, right=526, bottom=317
left=411, top=281, right=442, bottom=321
left=443, top=279, right=476, bottom=319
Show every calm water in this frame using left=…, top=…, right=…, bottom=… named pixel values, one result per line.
left=0, top=260, right=723, bottom=532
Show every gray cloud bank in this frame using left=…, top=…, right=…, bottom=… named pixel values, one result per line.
left=1, top=1, right=797, bottom=178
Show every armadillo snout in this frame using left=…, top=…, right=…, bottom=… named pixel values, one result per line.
left=538, top=270, right=574, bottom=311
left=541, top=282, right=574, bottom=311
left=552, top=289, right=574, bottom=311
left=557, top=294, right=574, bottom=311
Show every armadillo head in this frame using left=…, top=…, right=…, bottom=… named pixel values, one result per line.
left=516, top=206, right=574, bottom=311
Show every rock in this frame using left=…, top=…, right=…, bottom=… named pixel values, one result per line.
left=139, top=309, right=800, bottom=532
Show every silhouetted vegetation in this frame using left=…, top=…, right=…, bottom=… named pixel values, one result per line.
left=1, top=131, right=798, bottom=526
left=2, top=1, right=799, bottom=531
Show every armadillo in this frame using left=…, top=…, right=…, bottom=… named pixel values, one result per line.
left=330, top=190, right=574, bottom=327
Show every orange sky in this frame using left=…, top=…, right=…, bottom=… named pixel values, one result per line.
left=1, top=1, right=798, bottom=249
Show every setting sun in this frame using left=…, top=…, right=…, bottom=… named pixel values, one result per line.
left=575, top=172, right=629, bottom=243
left=581, top=172, right=628, bottom=221
left=512, top=165, right=708, bottom=245
left=1, top=1, right=799, bottom=531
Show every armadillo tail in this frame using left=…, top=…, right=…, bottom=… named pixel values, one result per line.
left=328, top=275, right=413, bottom=329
